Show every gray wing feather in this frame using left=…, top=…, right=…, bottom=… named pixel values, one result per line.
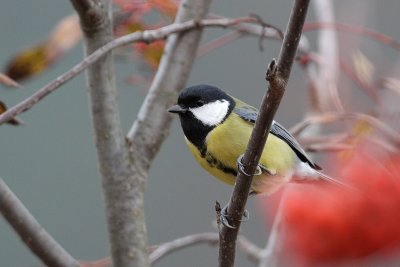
left=234, top=107, right=322, bottom=170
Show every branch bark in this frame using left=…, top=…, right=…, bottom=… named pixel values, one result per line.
left=218, top=1, right=311, bottom=266
left=0, top=178, right=79, bottom=267
left=71, top=0, right=149, bottom=266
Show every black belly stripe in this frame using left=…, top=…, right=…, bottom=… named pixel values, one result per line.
left=200, top=146, right=237, bottom=176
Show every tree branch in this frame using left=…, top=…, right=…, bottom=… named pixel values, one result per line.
left=257, top=192, right=286, bottom=267
left=123, top=0, right=213, bottom=263
left=80, top=233, right=263, bottom=266
left=307, top=0, right=343, bottom=113
left=125, top=0, right=212, bottom=161
left=149, top=232, right=263, bottom=265
left=150, top=233, right=219, bottom=264
left=0, top=178, right=79, bottom=267
left=0, top=17, right=255, bottom=126
left=304, top=22, right=400, bottom=51
left=71, top=0, right=149, bottom=266
left=218, top=1, right=310, bottom=266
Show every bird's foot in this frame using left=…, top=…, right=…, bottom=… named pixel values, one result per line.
left=237, top=154, right=275, bottom=176
left=220, top=204, right=249, bottom=229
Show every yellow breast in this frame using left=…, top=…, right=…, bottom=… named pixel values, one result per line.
left=185, top=113, right=297, bottom=193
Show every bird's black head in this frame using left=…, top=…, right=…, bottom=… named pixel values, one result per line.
left=168, top=84, right=235, bottom=149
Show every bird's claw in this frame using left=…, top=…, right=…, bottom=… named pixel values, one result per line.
left=237, top=154, right=262, bottom=177
left=220, top=204, right=250, bottom=229
left=237, top=154, right=275, bottom=176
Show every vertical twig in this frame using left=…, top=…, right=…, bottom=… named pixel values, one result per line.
left=71, top=0, right=149, bottom=266
left=218, top=1, right=311, bottom=266
left=0, top=178, right=79, bottom=267
left=258, top=191, right=286, bottom=267
left=126, top=0, right=212, bottom=145
left=307, top=0, right=343, bottom=113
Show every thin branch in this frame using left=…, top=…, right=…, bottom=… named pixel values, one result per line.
left=236, top=235, right=264, bottom=264
left=298, top=133, right=354, bottom=152
left=80, top=257, right=112, bottom=267
left=0, top=178, right=79, bottom=267
left=298, top=133, right=348, bottom=144
left=150, top=233, right=219, bottom=264
left=304, top=142, right=353, bottom=153
left=218, top=1, right=310, bottom=267
left=0, top=16, right=256, bottom=126
left=257, top=191, right=286, bottom=267
left=339, top=58, right=381, bottom=104
left=289, top=112, right=400, bottom=147
left=79, top=233, right=263, bottom=266
left=304, top=21, right=400, bottom=51
left=309, top=0, right=343, bottom=113
left=208, top=13, right=283, bottom=43
left=197, top=31, right=242, bottom=57
left=149, top=233, right=263, bottom=265
left=289, top=112, right=340, bottom=135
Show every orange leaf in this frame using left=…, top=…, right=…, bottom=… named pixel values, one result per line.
left=4, top=14, right=81, bottom=82
left=134, top=40, right=165, bottom=69
left=46, top=14, right=81, bottom=61
left=4, top=44, right=48, bottom=81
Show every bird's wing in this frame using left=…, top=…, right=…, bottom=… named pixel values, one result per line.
left=233, top=105, right=322, bottom=170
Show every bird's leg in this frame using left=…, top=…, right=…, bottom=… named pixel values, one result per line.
left=220, top=203, right=250, bottom=229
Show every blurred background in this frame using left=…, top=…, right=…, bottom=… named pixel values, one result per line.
left=1, top=0, right=400, bottom=266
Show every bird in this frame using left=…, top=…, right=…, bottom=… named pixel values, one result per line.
left=168, top=84, right=348, bottom=195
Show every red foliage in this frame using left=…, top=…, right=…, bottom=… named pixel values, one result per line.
left=113, top=0, right=178, bottom=70
left=133, top=40, right=165, bottom=70
left=261, top=148, right=400, bottom=266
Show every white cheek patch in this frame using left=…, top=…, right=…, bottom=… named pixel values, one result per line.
left=189, top=100, right=230, bottom=126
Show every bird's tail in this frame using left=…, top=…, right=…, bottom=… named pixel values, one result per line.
left=315, top=170, right=357, bottom=191
left=294, top=162, right=356, bottom=191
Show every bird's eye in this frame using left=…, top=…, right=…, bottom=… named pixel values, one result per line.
left=195, top=100, right=205, bottom=107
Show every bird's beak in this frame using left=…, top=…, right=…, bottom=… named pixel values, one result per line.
left=168, top=104, right=187, bottom=114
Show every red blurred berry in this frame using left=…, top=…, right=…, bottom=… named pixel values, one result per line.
left=260, top=148, right=400, bottom=266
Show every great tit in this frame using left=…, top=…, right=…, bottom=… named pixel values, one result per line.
left=168, top=84, right=345, bottom=194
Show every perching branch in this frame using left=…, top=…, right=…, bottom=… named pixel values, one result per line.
left=218, top=1, right=310, bottom=267
left=0, top=178, right=79, bottom=267
left=0, top=16, right=256, bottom=126
left=259, top=2, right=340, bottom=264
